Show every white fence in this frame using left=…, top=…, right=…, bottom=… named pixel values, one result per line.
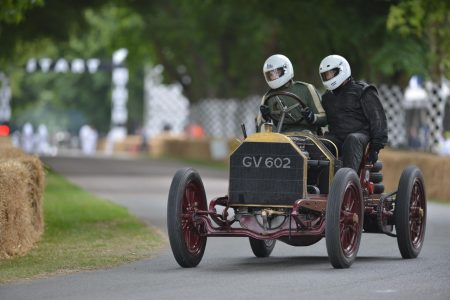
left=189, top=96, right=261, bottom=138
left=378, top=80, right=450, bottom=151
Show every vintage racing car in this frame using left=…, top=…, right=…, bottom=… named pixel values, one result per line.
left=167, top=91, right=427, bottom=269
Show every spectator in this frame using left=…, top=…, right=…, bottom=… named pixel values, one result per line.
left=79, top=125, right=98, bottom=155
left=35, top=124, right=50, bottom=155
left=21, top=122, right=34, bottom=154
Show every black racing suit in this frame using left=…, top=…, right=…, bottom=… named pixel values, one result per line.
left=321, top=79, right=388, bottom=171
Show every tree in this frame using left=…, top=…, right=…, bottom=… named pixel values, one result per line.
left=3, top=2, right=146, bottom=134
left=3, top=0, right=448, bottom=135
left=129, top=0, right=395, bottom=97
left=387, top=0, right=450, bottom=80
left=0, top=0, right=43, bottom=24
left=128, top=0, right=274, bottom=102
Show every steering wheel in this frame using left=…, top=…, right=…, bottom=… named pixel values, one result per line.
left=262, top=91, right=308, bottom=126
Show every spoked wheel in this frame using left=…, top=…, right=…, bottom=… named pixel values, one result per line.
left=326, top=168, right=364, bottom=268
left=249, top=238, right=276, bottom=257
left=167, top=168, right=207, bottom=267
left=395, top=166, right=426, bottom=259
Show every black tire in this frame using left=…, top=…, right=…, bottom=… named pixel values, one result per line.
left=370, top=172, right=383, bottom=184
left=372, top=161, right=383, bottom=172
left=326, top=168, right=364, bottom=268
left=249, top=238, right=276, bottom=257
left=167, top=168, right=207, bottom=267
left=373, top=183, right=385, bottom=194
left=395, top=165, right=426, bottom=259
left=278, top=236, right=322, bottom=246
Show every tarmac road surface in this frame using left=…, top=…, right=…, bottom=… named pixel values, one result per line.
left=1, top=155, right=450, bottom=300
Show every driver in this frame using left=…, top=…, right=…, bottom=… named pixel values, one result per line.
left=260, top=54, right=326, bottom=133
left=318, top=54, right=388, bottom=171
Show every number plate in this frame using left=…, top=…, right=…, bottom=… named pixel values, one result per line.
left=242, top=156, right=291, bottom=169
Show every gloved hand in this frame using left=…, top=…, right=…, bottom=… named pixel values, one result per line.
left=301, top=107, right=315, bottom=124
left=368, top=143, right=383, bottom=164
left=260, top=105, right=271, bottom=121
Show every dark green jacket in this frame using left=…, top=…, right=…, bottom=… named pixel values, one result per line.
left=263, top=80, right=326, bottom=133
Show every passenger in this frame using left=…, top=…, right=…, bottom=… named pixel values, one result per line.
left=260, top=54, right=326, bottom=134
left=21, top=122, right=34, bottom=154
left=318, top=54, right=388, bottom=171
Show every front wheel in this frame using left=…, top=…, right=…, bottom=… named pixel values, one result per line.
left=249, top=238, right=276, bottom=257
left=326, top=168, right=364, bottom=268
left=167, top=168, right=207, bottom=267
left=395, top=165, right=426, bottom=259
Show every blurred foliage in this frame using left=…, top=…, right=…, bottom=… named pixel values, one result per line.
left=0, top=0, right=43, bottom=24
left=1, top=0, right=449, bottom=134
left=387, top=0, right=450, bottom=80
left=12, top=71, right=111, bottom=134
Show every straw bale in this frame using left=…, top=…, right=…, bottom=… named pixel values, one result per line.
left=0, top=146, right=45, bottom=259
left=150, top=134, right=186, bottom=157
left=151, top=135, right=213, bottom=161
left=380, top=149, right=450, bottom=200
left=443, top=162, right=450, bottom=200
left=0, top=137, right=13, bottom=149
left=0, top=146, right=25, bottom=159
left=15, top=155, right=45, bottom=234
left=0, top=161, right=37, bottom=258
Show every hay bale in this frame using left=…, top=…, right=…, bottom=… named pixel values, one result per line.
left=0, top=146, right=45, bottom=259
left=380, top=149, right=450, bottom=200
left=0, top=161, right=37, bottom=258
left=0, top=146, right=25, bottom=159
left=0, top=137, right=13, bottom=148
left=15, top=155, right=45, bottom=235
left=150, top=135, right=214, bottom=161
left=150, top=134, right=185, bottom=157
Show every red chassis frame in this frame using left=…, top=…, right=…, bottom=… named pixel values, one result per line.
left=188, top=157, right=393, bottom=240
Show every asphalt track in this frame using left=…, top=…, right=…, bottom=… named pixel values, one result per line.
left=1, top=155, right=450, bottom=300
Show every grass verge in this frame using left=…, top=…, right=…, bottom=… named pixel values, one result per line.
left=430, top=198, right=450, bottom=204
left=0, top=169, right=164, bottom=284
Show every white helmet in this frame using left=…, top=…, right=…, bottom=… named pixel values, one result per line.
left=263, top=54, right=294, bottom=89
left=319, top=54, right=351, bottom=90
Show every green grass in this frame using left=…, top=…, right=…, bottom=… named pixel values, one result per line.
left=0, top=170, right=164, bottom=283
left=430, top=198, right=450, bottom=204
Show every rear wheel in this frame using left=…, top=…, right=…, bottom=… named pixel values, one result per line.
left=326, top=168, right=364, bottom=268
left=249, top=238, right=276, bottom=257
left=167, top=168, right=207, bottom=267
left=395, top=166, right=426, bottom=259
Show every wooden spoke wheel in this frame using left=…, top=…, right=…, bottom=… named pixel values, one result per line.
left=395, top=166, right=427, bottom=259
left=326, top=168, right=364, bottom=268
left=167, top=168, right=207, bottom=267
